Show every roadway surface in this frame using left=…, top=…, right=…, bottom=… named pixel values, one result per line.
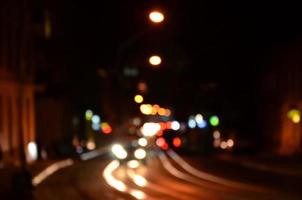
left=34, top=150, right=302, bottom=200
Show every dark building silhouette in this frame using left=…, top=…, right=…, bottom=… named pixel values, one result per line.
left=0, top=0, right=36, bottom=163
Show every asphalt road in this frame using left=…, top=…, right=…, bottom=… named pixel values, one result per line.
left=34, top=150, right=302, bottom=200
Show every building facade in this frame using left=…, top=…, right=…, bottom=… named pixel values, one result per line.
left=0, top=0, right=36, bottom=163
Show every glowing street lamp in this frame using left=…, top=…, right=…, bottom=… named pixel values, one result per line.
left=134, top=94, right=144, bottom=104
left=149, top=11, right=164, bottom=23
left=149, top=55, right=162, bottom=66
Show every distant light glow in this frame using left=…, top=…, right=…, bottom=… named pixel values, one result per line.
left=227, top=139, right=234, bottom=148
left=111, top=144, right=127, bottom=159
left=92, top=123, right=100, bottom=131
left=287, top=109, right=301, bottom=123
left=159, top=122, right=167, bottom=130
left=165, top=109, right=171, bottom=117
left=197, top=120, right=207, bottom=128
left=156, top=130, right=163, bottom=136
left=133, top=118, right=141, bottom=126
left=85, top=110, right=93, bottom=120
left=149, top=11, right=164, bottom=23
left=92, top=115, right=100, bottom=124
left=127, top=160, right=140, bottom=169
left=149, top=55, right=162, bottom=66
left=195, top=114, right=204, bottom=124
left=140, top=104, right=153, bottom=115
left=134, top=95, right=144, bottom=104
left=27, top=142, right=38, bottom=161
left=156, top=137, right=165, bottom=147
left=220, top=141, right=227, bottom=149
left=213, top=130, right=221, bottom=139
left=138, top=138, right=148, bottom=147
left=138, top=82, right=147, bottom=92
left=173, top=137, right=182, bottom=148
left=158, top=108, right=166, bottom=116
left=171, top=121, right=180, bottom=131
left=213, top=139, right=221, bottom=148
left=140, top=122, right=161, bottom=137
left=87, top=141, right=96, bottom=150
left=101, top=122, right=112, bottom=134
left=134, top=148, right=146, bottom=160
left=162, top=142, right=169, bottom=150
left=188, top=119, right=196, bottom=128
left=209, top=116, right=219, bottom=126
left=151, top=104, right=159, bottom=115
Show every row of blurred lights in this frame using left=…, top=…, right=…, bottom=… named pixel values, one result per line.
left=212, top=130, right=234, bottom=150
left=134, top=94, right=172, bottom=117
left=188, top=114, right=219, bottom=129
left=140, top=104, right=171, bottom=117
left=85, top=110, right=112, bottom=134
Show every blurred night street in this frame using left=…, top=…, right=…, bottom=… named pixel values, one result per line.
left=1, top=0, right=302, bottom=199
left=32, top=150, right=302, bottom=200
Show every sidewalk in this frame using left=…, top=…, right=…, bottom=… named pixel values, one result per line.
left=217, top=153, right=302, bottom=177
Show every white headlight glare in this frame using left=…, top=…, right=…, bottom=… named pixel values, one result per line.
left=134, top=148, right=146, bottom=160
left=111, top=144, right=128, bottom=159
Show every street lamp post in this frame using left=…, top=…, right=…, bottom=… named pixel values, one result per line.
left=105, top=10, right=165, bottom=124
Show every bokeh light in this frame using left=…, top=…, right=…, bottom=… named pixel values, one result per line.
left=197, top=120, right=207, bottom=128
left=213, top=130, right=221, bottom=139
left=173, top=137, right=182, bottom=148
left=101, top=122, right=112, bottom=134
left=141, top=122, right=161, bottom=137
left=134, top=95, right=144, bottom=104
left=149, top=11, right=164, bottom=23
left=227, top=139, right=234, bottom=148
left=92, top=115, right=100, bottom=124
left=195, top=114, right=204, bottom=124
left=149, top=55, right=162, bottom=66
left=140, top=104, right=153, bottom=115
left=188, top=118, right=196, bottom=128
left=171, top=121, right=180, bottom=131
left=134, top=148, right=146, bottom=160
left=138, top=138, right=148, bottom=147
left=85, top=110, right=93, bottom=121
left=209, top=115, right=219, bottom=126
left=287, top=109, right=301, bottom=124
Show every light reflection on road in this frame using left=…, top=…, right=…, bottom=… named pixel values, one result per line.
left=102, top=160, right=148, bottom=199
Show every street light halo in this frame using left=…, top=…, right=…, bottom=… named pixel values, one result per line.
left=149, top=55, right=162, bottom=66
left=149, top=11, right=164, bottom=23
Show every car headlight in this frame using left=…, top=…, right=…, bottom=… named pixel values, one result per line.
left=134, top=148, right=146, bottom=160
left=111, top=144, right=128, bottom=160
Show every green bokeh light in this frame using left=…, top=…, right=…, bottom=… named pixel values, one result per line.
left=209, top=115, right=219, bottom=126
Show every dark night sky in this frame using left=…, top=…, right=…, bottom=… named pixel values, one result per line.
left=40, top=0, right=302, bottom=136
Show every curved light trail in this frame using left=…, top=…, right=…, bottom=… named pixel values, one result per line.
left=167, top=149, right=265, bottom=192
left=102, top=160, right=147, bottom=199
left=32, top=159, right=74, bottom=186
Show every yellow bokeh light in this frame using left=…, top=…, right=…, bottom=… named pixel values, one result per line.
left=134, top=95, right=144, bottom=104
left=287, top=109, right=301, bottom=124
left=165, top=109, right=171, bottom=117
left=149, top=55, right=162, bottom=66
left=149, top=11, right=164, bottom=23
left=151, top=104, right=159, bottom=115
left=292, top=114, right=301, bottom=123
left=140, top=104, right=153, bottom=115
left=158, top=108, right=166, bottom=116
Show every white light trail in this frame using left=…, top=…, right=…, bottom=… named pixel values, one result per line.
left=103, top=160, right=148, bottom=199
left=166, top=149, right=261, bottom=191
left=103, top=160, right=127, bottom=192
left=32, top=159, right=74, bottom=186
